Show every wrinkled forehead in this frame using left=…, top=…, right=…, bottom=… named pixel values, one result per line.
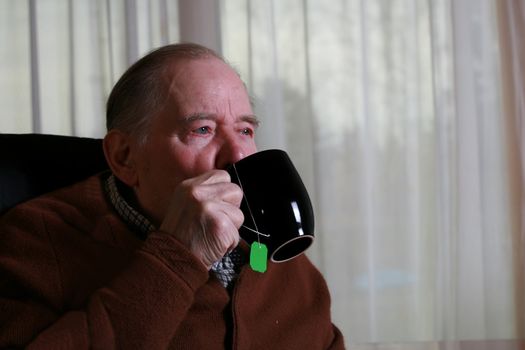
left=165, top=57, right=242, bottom=87
left=163, top=57, right=252, bottom=109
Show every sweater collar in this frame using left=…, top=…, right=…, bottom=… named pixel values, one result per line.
left=104, top=174, right=156, bottom=238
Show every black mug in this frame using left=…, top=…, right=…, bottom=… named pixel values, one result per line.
left=227, top=149, right=315, bottom=262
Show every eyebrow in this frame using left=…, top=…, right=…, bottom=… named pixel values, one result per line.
left=183, top=113, right=260, bottom=128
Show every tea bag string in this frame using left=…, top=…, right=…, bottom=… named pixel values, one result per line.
left=232, top=163, right=267, bottom=244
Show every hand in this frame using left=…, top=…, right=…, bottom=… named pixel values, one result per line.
left=159, top=169, right=244, bottom=269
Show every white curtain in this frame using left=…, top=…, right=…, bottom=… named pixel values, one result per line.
left=221, top=0, right=524, bottom=344
left=2, top=0, right=524, bottom=345
left=0, top=0, right=180, bottom=137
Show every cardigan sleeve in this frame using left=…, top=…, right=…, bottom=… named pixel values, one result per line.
left=0, top=206, right=210, bottom=349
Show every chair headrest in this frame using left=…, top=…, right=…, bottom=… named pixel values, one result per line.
left=0, top=134, right=108, bottom=214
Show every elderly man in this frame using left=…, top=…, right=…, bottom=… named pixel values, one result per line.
left=0, top=43, right=344, bottom=349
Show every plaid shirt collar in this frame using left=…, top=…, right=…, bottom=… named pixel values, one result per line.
left=105, top=174, right=156, bottom=238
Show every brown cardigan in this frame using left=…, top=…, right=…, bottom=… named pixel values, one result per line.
left=0, top=174, right=344, bottom=349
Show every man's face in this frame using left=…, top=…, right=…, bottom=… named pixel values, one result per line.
left=132, top=57, right=258, bottom=224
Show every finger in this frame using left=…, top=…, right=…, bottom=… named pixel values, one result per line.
left=220, top=202, right=244, bottom=229
left=215, top=182, right=243, bottom=207
left=194, top=169, right=231, bottom=185
left=198, top=206, right=241, bottom=263
left=201, top=201, right=244, bottom=232
left=191, top=181, right=243, bottom=206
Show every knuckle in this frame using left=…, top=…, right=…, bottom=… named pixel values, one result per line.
left=233, top=186, right=244, bottom=203
left=222, top=170, right=232, bottom=182
left=188, top=185, right=205, bottom=202
left=206, top=169, right=230, bottom=184
left=215, top=216, right=232, bottom=233
left=200, top=201, right=215, bottom=214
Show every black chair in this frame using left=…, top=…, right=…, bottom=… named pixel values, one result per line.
left=0, top=134, right=108, bottom=214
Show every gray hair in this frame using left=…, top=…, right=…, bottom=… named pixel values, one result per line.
left=106, top=43, right=224, bottom=144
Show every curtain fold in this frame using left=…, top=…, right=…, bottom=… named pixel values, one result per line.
left=221, top=0, right=524, bottom=343
left=0, top=0, right=180, bottom=137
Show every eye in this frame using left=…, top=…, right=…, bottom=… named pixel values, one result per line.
left=240, top=128, right=254, bottom=137
left=193, top=126, right=212, bottom=135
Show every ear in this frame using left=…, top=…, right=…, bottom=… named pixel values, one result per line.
left=103, top=130, right=139, bottom=187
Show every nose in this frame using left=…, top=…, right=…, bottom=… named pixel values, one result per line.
left=215, top=134, right=251, bottom=169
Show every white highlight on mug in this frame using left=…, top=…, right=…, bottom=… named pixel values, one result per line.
left=291, top=201, right=305, bottom=236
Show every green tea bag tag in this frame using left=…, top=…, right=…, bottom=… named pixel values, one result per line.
left=250, top=242, right=268, bottom=273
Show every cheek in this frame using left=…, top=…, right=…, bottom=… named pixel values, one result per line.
left=182, top=152, right=217, bottom=177
left=162, top=149, right=213, bottom=183
left=247, top=140, right=258, bottom=155
left=142, top=142, right=220, bottom=188
left=139, top=146, right=179, bottom=185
